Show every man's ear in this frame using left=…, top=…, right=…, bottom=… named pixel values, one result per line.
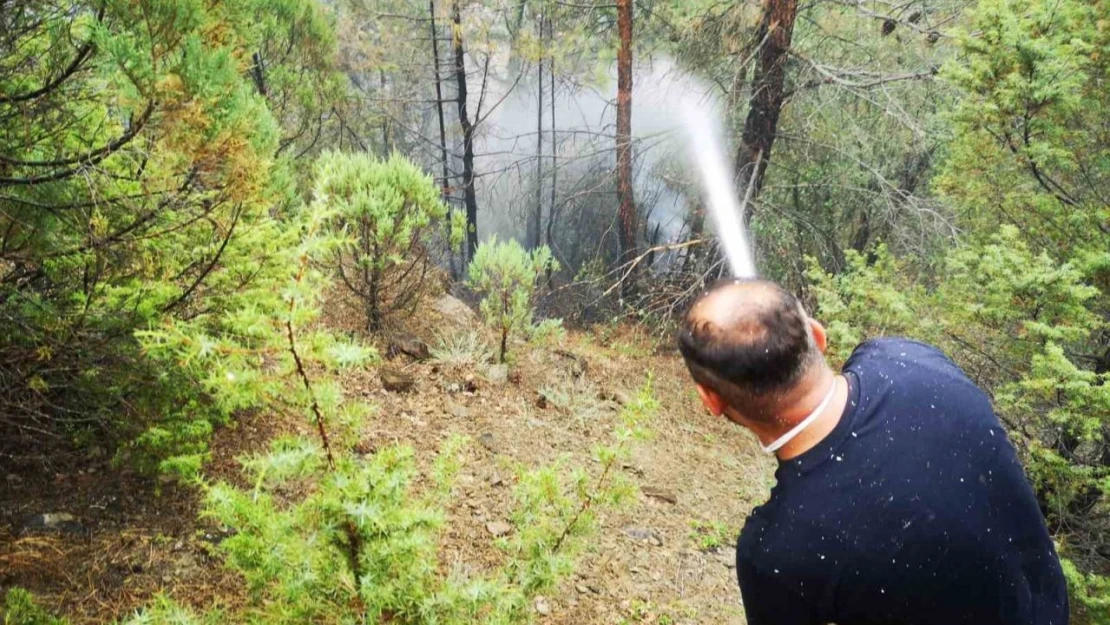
left=696, top=384, right=727, bottom=417
left=809, top=318, right=828, bottom=354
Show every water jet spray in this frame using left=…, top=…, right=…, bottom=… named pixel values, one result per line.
left=680, top=101, right=758, bottom=279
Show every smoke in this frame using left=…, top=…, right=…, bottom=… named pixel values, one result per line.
left=461, top=56, right=725, bottom=262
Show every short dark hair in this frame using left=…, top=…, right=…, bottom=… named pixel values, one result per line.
left=677, top=279, right=816, bottom=420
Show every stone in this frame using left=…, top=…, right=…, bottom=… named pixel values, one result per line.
left=535, top=392, right=548, bottom=409
left=486, top=521, right=512, bottom=537
left=173, top=540, right=184, bottom=551
left=6, top=473, right=22, bottom=485
left=576, top=584, right=590, bottom=595
left=478, top=432, right=497, bottom=453
left=483, top=364, right=509, bottom=385
left=488, top=473, right=504, bottom=487
left=720, top=552, right=737, bottom=569
left=598, top=389, right=632, bottom=405
left=432, top=294, right=479, bottom=326
left=387, top=336, right=430, bottom=361
left=381, top=367, right=415, bottom=393
left=534, top=596, right=551, bottom=616
left=620, top=462, right=644, bottom=477
left=622, top=527, right=661, bottom=545
left=553, top=349, right=588, bottom=378
left=23, top=512, right=83, bottom=534
left=641, top=486, right=678, bottom=505
left=444, top=402, right=469, bottom=419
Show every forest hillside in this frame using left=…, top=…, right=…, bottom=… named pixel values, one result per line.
left=1, top=0, right=1108, bottom=623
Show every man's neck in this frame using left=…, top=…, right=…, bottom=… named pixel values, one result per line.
left=756, top=369, right=849, bottom=461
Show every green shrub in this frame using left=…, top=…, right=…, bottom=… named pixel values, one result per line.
left=2, top=589, right=67, bottom=625
left=529, top=318, right=567, bottom=345
left=688, top=520, right=736, bottom=552
left=113, top=376, right=657, bottom=625
left=136, top=200, right=377, bottom=479
left=467, top=237, right=557, bottom=363
left=315, top=153, right=464, bottom=332
left=0, top=0, right=344, bottom=476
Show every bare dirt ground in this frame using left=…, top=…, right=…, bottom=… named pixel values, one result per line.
left=1, top=293, right=775, bottom=624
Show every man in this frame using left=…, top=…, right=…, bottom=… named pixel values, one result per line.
left=678, top=279, right=1068, bottom=625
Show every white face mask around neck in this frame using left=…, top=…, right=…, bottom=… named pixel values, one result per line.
left=761, top=380, right=838, bottom=455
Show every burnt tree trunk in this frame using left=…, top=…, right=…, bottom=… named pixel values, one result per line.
left=452, top=0, right=479, bottom=262
left=428, top=0, right=456, bottom=278
left=616, top=0, right=638, bottom=292
left=736, top=0, right=798, bottom=226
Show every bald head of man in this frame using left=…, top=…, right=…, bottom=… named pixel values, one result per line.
left=677, top=279, right=832, bottom=429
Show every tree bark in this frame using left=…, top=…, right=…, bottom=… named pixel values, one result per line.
left=615, top=0, right=638, bottom=291
left=545, top=16, right=557, bottom=286
left=428, top=0, right=457, bottom=278
left=451, top=0, right=479, bottom=262
left=735, top=0, right=798, bottom=225
left=528, top=13, right=544, bottom=250
left=379, top=69, right=391, bottom=152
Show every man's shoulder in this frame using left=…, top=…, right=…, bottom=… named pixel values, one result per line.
left=845, top=337, right=964, bottom=382
left=848, top=336, right=949, bottom=363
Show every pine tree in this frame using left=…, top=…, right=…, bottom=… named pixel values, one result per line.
left=315, top=152, right=463, bottom=332
left=467, top=237, right=557, bottom=363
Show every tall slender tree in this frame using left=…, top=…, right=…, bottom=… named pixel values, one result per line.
left=428, top=0, right=457, bottom=277
left=452, top=0, right=480, bottom=262
left=735, top=0, right=798, bottom=224
left=528, top=12, right=546, bottom=251
left=615, top=0, right=638, bottom=291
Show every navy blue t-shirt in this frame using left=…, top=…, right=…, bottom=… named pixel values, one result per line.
left=736, top=338, right=1068, bottom=625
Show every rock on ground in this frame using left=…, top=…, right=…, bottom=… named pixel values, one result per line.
left=381, top=367, right=415, bottom=392
left=431, top=294, right=479, bottom=327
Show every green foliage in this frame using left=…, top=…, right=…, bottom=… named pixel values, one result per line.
left=316, top=152, right=464, bottom=331
left=688, top=520, right=735, bottom=552
left=2, top=589, right=67, bottom=625
left=1064, top=559, right=1110, bottom=625
left=529, top=318, right=567, bottom=345
left=135, top=199, right=377, bottom=478
left=468, top=237, right=558, bottom=363
left=115, top=375, right=656, bottom=625
left=0, top=0, right=346, bottom=472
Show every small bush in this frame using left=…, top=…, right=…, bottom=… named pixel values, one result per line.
left=688, top=520, right=736, bottom=552
left=112, top=376, right=658, bottom=625
left=429, top=330, right=494, bottom=368
left=467, top=237, right=557, bottom=363
left=2, top=588, right=68, bottom=625
left=315, top=152, right=464, bottom=332
left=137, top=203, right=377, bottom=479
left=529, top=318, right=566, bottom=345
